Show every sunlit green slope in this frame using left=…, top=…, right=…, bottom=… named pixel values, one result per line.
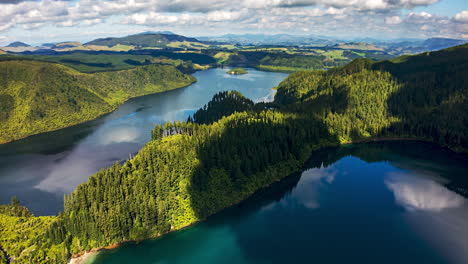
left=0, top=60, right=196, bottom=143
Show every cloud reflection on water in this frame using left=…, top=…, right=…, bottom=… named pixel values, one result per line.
left=292, top=167, right=336, bottom=209
left=98, top=126, right=141, bottom=145
left=385, top=172, right=465, bottom=212
left=385, top=172, right=468, bottom=263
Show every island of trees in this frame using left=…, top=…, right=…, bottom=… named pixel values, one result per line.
left=0, top=44, right=467, bottom=264
left=227, top=68, right=248, bottom=75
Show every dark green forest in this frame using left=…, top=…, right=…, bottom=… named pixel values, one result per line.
left=85, top=33, right=200, bottom=47
left=225, top=51, right=329, bottom=71
left=0, top=60, right=195, bottom=143
left=0, top=44, right=467, bottom=264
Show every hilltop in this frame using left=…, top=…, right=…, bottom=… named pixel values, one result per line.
left=85, top=33, right=202, bottom=48
left=6, top=41, right=30, bottom=47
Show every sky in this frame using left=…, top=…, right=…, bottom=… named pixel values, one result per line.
left=0, top=0, right=467, bottom=46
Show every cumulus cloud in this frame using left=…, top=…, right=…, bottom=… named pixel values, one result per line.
left=0, top=0, right=466, bottom=40
left=244, top=0, right=440, bottom=10
left=454, top=11, right=468, bottom=23
left=385, top=15, right=402, bottom=24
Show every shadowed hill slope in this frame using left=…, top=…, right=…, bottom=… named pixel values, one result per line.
left=275, top=43, right=468, bottom=151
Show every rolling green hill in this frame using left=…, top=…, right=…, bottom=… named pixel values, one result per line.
left=85, top=33, right=202, bottom=48
left=1, top=44, right=467, bottom=264
left=275, top=44, right=468, bottom=151
left=0, top=60, right=196, bottom=143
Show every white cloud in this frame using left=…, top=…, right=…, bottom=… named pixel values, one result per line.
left=0, top=0, right=466, bottom=41
left=206, top=10, right=247, bottom=22
left=82, top=18, right=103, bottom=26
left=385, top=15, right=402, bottom=24
left=454, top=11, right=468, bottom=24
left=57, top=20, right=76, bottom=27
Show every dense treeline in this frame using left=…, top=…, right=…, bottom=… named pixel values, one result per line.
left=0, top=60, right=195, bottom=143
left=0, top=197, right=33, bottom=218
left=85, top=34, right=199, bottom=47
left=275, top=44, right=468, bottom=151
left=1, top=44, right=467, bottom=264
left=191, top=91, right=255, bottom=124
left=226, top=51, right=327, bottom=71
left=0, top=199, right=62, bottom=264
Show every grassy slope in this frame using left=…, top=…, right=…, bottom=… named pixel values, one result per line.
left=0, top=60, right=196, bottom=143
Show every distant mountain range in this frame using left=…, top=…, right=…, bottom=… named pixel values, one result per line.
left=6, top=41, right=30, bottom=47
left=1, top=33, right=466, bottom=56
left=379, top=37, right=468, bottom=54
left=136, top=31, right=176, bottom=35
left=197, top=34, right=337, bottom=46
left=85, top=33, right=200, bottom=47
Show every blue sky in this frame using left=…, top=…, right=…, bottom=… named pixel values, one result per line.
left=0, top=0, right=467, bottom=46
left=412, top=0, right=466, bottom=16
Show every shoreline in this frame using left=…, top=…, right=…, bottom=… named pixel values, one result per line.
left=67, top=221, right=199, bottom=264
left=68, top=137, right=466, bottom=264
left=0, top=80, right=196, bottom=146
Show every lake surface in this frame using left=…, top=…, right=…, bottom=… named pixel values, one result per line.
left=0, top=68, right=288, bottom=215
left=89, top=142, right=468, bottom=264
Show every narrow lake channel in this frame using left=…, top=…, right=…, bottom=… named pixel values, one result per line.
left=0, top=68, right=288, bottom=215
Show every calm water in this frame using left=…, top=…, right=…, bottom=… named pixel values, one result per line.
left=89, top=142, right=468, bottom=264
left=0, top=68, right=288, bottom=215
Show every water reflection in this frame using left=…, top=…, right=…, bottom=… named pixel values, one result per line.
left=386, top=173, right=465, bottom=212
left=98, top=126, right=141, bottom=145
left=292, top=167, right=336, bottom=209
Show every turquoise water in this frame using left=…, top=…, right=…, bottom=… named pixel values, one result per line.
left=0, top=68, right=288, bottom=215
left=89, top=142, right=468, bottom=264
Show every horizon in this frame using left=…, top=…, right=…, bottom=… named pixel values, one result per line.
left=0, top=0, right=467, bottom=46
left=2, top=31, right=450, bottom=47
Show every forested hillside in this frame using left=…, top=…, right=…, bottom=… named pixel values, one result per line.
left=275, top=44, right=468, bottom=151
left=0, top=60, right=195, bottom=143
left=0, top=44, right=467, bottom=264
left=225, top=51, right=328, bottom=71
left=85, top=33, right=201, bottom=48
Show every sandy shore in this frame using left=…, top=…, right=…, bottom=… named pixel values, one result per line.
left=68, top=251, right=95, bottom=264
